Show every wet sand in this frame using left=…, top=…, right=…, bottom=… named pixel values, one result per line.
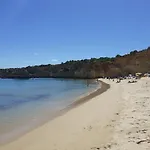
left=59, top=81, right=110, bottom=114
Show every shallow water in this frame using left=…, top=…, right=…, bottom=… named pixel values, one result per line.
left=0, top=78, right=99, bottom=143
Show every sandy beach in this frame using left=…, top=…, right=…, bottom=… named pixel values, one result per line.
left=1, top=78, right=150, bottom=150
left=103, top=77, right=150, bottom=150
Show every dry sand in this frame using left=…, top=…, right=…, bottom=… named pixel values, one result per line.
left=0, top=78, right=150, bottom=150
left=101, top=77, right=150, bottom=150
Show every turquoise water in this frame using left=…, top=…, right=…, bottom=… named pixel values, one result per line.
left=0, top=78, right=99, bottom=143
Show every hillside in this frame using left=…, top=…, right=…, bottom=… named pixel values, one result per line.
left=0, top=47, right=150, bottom=79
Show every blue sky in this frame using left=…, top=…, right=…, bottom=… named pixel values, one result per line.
left=0, top=0, right=150, bottom=68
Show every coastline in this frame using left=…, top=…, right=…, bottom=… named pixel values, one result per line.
left=4, top=78, right=149, bottom=150
left=0, top=78, right=150, bottom=150
left=0, top=80, right=110, bottom=147
left=1, top=79, right=118, bottom=150
left=57, top=81, right=110, bottom=116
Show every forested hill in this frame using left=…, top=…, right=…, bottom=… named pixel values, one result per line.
left=0, top=47, right=150, bottom=79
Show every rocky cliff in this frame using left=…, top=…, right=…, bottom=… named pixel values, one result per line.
left=0, top=47, right=150, bottom=79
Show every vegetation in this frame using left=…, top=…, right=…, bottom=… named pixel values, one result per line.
left=0, top=47, right=150, bottom=79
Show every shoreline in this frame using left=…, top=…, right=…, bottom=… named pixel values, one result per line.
left=0, top=79, right=117, bottom=150
left=0, top=80, right=109, bottom=146
left=0, top=79, right=149, bottom=150
left=55, top=80, right=110, bottom=117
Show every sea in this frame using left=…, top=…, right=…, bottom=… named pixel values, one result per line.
left=0, top=78, right=99, bottom=144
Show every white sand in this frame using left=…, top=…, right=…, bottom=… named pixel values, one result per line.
left=102, top=77, right=150, bottom=150
left=1, top=78, right=150, bottom=150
